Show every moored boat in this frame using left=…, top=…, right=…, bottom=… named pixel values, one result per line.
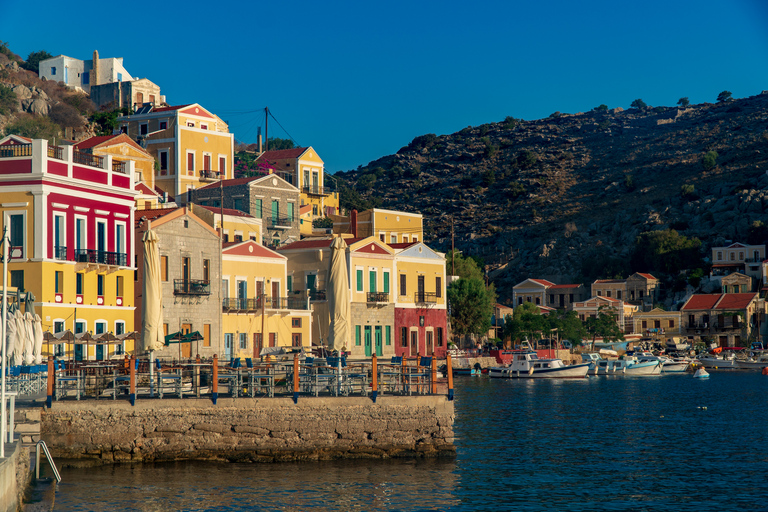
left=594, top=356, right=661, bottom=376
left=489, top=350, right=590, bottom=379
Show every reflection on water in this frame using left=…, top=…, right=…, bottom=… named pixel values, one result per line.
left=50, top=373, right=768, bottom=511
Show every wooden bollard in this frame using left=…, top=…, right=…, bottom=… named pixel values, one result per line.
left=196, top=354, right=201, bottom=364
left=292, top=353, right=299, bottom=403
left=431, top=351, right=437, bottom=394
left=129, top=355, right=136, bottom=406
left=212, top=354, right=218, bottom=404
left=446, top=353, right=454, bottom=400
left=46, top=356, right=54, bottom=408
left=371, top=353, right=378, bottom=403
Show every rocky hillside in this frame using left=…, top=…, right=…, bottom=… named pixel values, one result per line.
left=336, top=94, right=768, bottom=303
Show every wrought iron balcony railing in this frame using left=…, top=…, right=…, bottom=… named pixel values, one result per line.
left=75, top=249, right=127, bottom=266
left=309, top=289, right=326, bottom=301
left=54, top=245, right=67, bottom=261
left=414, top=292, right=437, bottom=304
left=173, top=279, right=211, bottom=295
left=367, top=292, right=389, bottom=303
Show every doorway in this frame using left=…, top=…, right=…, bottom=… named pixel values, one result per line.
left=426, top=330, right=434, bottom=355
left=364, top=326, right=372, bottom=357
left=410, top=331, right=418, bottom=357
left=181, top=323, right=192, bottom=358
left=374, top=326, right=382, bottom=356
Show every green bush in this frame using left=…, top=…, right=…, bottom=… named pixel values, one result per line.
left=482, top=169, right=495, bottom=187
left=702, top=150, right=718, bottom=170
left=677, top=97, right=690, bottom=107
left=680, top=184, right=695, bottom=197
left=517, top=150, right=537, bottom=168
left=504, top=116, right=518, bottom=129
left=3, top=114, right=61, bottom=141
left=717, top=91, right=733, bottom=103
left=593, top=104, right=608, bottom=112
left=624, top=174, right=635, bottom=191
left=507, top=180, right=525, bottom=197
left=23, top=50, right=52, bottom=74
left=630, top=99, right=647, bottom=109
left=0, top=84, right=16, bottom=115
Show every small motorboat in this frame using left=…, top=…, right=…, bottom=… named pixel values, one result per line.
left=693, top=368, right=710, bottom=379
left=489, top=350, right=590, bottom=379
left=595, top=356, right=661, bottom=376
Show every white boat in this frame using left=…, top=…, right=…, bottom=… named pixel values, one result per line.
left=735, top=354, right=768, bottom=370
left=594, top=356, right=661, bottom=376
left=489, top=351, right=590, bottom=379
left=580, top=353, right=602, bottom=374
left=637, top=354, right=691, bottom=373
left=665, top=337, right=691, bottom=352
left=697, top=352, right=740, bottom=370
left=693, top=368, right=710, bottom=379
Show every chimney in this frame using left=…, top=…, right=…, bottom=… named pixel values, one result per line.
left=92, top=50, right=100, bottom=87
left=351, top=209, right=358, bottom=237
left=257, top=127, right=263, bottom=154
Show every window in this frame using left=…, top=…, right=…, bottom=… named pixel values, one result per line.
left=730, top=252, right=735, bottom=261
left=95, top=321, right=106, bottom=335
left=717, top=251, right=723, bottom=261
left=401, top=327, right=407, bottom=347
left=51, top=66, right=56, bottom=75
left=287, top=203, right=294, bottom=222
left=116, top=276, right=124, bottom=297
left=390, top=234, right=397, bottom=243
left=436, top=276, right=442, bottom=298
left=219, top=156, right=226, bottom=177
left=292, top=318, right=302, bottom=328
left=413, top=236, right=418, bottom=242
left=400, top=274, right=407, bottom=296
left=239, top=333, right=247, bottom=350
left=437, top=327, right=444, bottom=347
left=616, top=290, right=621, bottom=300
left=51, top=271, right=63, bottom=294
left=271, top=200, right=279, bottom=221
left=201, top=124, right=208, bottom=130
left=606, top=291, right=611, bottom=298
left=140, top=123, right=148, bottom=136
left=654, top=320, right=661, bottom=328
left=204, top=324, right=211, bottom=347
left=287, top=275, right=292, bottom=292
left=222, top=278, right=229, bottom=298
left=369, top=270, right=377, bottom=293
left=161, top=256, right=168, bottom=281
left=159, top=120, right=167, bottom=130
left=10, top=270, right=23, bottom=292
left=254, top=199, right=262, bottom=219
left=385, top=325, right=391, bottom=346
left=669, top=319, right=675, bottom=328
left=292, top=333, right=302, bottom=347
left=535, top=297, right=540, bottom=305
left=642, top=320, right=647, bottom=329
left=97, top=275, right=104, bottom=296
left=76, top=273, right=83, bottom=295
left=383, top=271, right=390, bottom=294
left=355, top=325, right=361, bottom=346
left=356, top=269, right=363, bottom=292
left=159, top=150, right=168, bottom=174
left=9, top=213, right=24, bottom=256
left=312, top=204, right=318, bottom=216
left=117, top=72, right=123, bottom=81
left=187, top=121, right=195, bottom=128
left=203, top=153, right=211, bottom=170
left=739, top=252, right=744, bottom=261
left=187, top=152, right=195, bottom=173
left=203, top=259, right=210, bottom=282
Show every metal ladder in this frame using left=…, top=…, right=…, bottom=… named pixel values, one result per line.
left=35, top=440, right=61, bottom=482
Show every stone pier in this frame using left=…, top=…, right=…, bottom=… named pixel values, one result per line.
left=40, top=396, right=455, bottom=465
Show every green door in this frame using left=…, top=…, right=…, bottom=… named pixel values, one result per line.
left=364, top=326, right=372, bottom=357
left=271, top=200, right=279, bottom=222
left=375, top=326, right=383, bottom=356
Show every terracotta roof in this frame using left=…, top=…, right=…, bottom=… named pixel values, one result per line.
left=299, top=205, right=312, bottom=215
left=593, top=279, right=625, bottom=284
left=256, top=148, right=309, bottom=161
left=681, top=294, right=722, bottom=311
left=223, top=240, right=283, bottom=259
left=278, top=238, right=334, bottom=251
left=74, top=135, right=119, bottom=150
left=197, top=205, right=254, bottom=218
left=636, top=273, right=657, bottom=280
left=712, top=263, right=742, bottom=268
left=529, top=279, right=556, bottom=287
left=388, top=242, right=418, bottom=250
left=197, top=176, right=261, bottom=191
left=549, top=284, right=580, bottom=289
left=134, top=207, right=178, bottom=227
left=714, top=293, right=757, bottom=310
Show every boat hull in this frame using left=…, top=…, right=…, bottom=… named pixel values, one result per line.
left=488, top=363, right=590, bottom=379
left=661, top=362, right=690, bottom=373
left=623, top=362, right=662, bottom=375
left=735, top=360, right=768, bottom=370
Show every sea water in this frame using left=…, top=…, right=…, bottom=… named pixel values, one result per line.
left=47, top=373, right=768, bottom=511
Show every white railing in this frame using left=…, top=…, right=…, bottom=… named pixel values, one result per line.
left=36, top=440, right=61, bottom=482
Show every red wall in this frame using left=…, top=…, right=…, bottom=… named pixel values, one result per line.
left=72, top=165, right=108, bottom=185
left=48, top=160, right=67, bottom=176
left=394, top=308, right=448, bottom=359
left=0, top=160, right=31, bottom=174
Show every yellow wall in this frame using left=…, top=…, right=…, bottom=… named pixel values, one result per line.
left=348, top=248, right=395, bottom=303
left=394, top=258, right=446, bottom=306
left=93, top=143, right=155, bottom=190
left=372, top=210, right=423, bottom=243
left=223, top=310, right=311, bottom=359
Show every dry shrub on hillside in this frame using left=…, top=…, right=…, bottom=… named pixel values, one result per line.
left=49, top=102, right=85, bottom=128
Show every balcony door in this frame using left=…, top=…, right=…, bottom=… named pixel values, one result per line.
left=272, top=281, right=280, bottom=309
left=181, top=323, right=192, bottom=358
left=417, top=275, right=425, bottom=302
left=237, top=280, right=247, bottom=309
left=410, top=331, right=418, bottom=357
left=364, top=326, right=372, bottom=357
left=374, top=326, right=382, bottom=356
left=97, top=221, right=106, bottom=262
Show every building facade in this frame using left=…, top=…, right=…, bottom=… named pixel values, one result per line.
left=39, top=50, right=133, bottom=94
left=333, top=208, right=424, bottom=244
left=572, top=296, right=638, bottom=334
left=632, top=308, right=681, bottom=336
left=0, top=135, right=137, bottom=360
left=90, top=78, right=163, bottom=111
left=710, top=242, right=766, bottom=283
left=512, top=279, right=555, bottom=306
left=680, top=293, right=764, bottom=347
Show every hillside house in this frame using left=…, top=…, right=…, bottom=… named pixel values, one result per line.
left=625, top=273, right=660, bottom=310
left=40, top=50, right=133, bottom=94
left=710, top=242, right=765, bottom=284
left=633, top=308, right=681, bottom=336
left=721, top=272, right=753, bottom=294
left=680, top=293, right=764, bottom=347
left=572, top=296, right=638, bottom=334
left=512, top=278, right=555, bottom=306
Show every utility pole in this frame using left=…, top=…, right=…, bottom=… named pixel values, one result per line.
left=265, top=107, right=269, bottom=152
left=451, top=216, right=455, bottom=277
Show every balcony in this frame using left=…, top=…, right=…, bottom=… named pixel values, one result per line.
left=222, top=297, right=261, bottom=312
left=47, top=145, right=63, bottom=160
left=199, top=170, right=221, bottom=182
left=302, top=186, right=330, bottom=197
left=414, top=292, right=437, bottom=304
left=174, top=279, right=211, bottom=296
left=111, top=160, right=127, bottom=174
left=309, top=289, right=326, bottom=301
left=367, top=292, right=389, bottom=303
left=268, top=216, right=294, bottom=229
left=0, top=144, right=32, bottom=158
left=54, top=245, right=67, bottom=261
left=223, top=296, right=308, bottom=311
left=73, top=150, right=105, bottom=169
left=75, top=249, right=127, bottom=267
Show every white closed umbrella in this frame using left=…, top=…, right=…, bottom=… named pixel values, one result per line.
left=13, top=310, right=25, bottom=366
left=23, top=312, right=35, bottom=365
left=142, top=229, right=165, bottom=352
left=327, top=236, right=351, bottom=352
left=32, top=313, right=43, bottom=365
left=5, top=310, right=16, bottom=366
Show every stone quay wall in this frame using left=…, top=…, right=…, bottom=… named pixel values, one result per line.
left=0, top=440, right=29, bottom=512
left=40, top=396, right=455, bottom=465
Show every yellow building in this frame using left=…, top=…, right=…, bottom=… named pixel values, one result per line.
left=333, top=208, right=423, bottom=244
left=222, top=240, right=311, bottom=360
left=0, top=135, right=136, bottom=361
left=255, top=147, right=340, bottom=219
left=633, top=308, right=681, bottom=336
left=118, top=103, right=234, bottom=200
left=190, top=204, right=262, bottom=244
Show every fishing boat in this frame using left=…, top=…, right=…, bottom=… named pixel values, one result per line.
left=594, top=356, right=661, bottom=376
left=580, top=353, right=603, bottom=374
left=734, top=353, right=768, bottom=370
left=697, top=347, right=743, bottom=369
left=665, top=337, right=691, bottom=352
left=489, top=350, right=590, bottom=379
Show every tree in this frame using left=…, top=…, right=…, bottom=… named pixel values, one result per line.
left=504, top=302, right=546, bottom=344
left=3, top=114, right=61, bottom=141
left=630, top=99, right=647, bottom=109
left=593, top=104, right=609, bottom=112
left=0, top=84, right=16, bottom=115
left=585, top=305, right=625, bottom=347
left=630, top=229, right=702, bottom=274
left=446, top=250, right=484, bottom=281
left=49, top=102, right=85, bottom=129
left=547, top=310, right=588, bottom=346
left=717, top=90, right=733, bottom=103
left=677, top=97, right=690, bottom=107
left=447, top=278, right=495, bottom=337
left=265, top=137, right=295, bottom=150
left=702, top=150, right=718, bottom=170
left=23, top=50, right=52, bottom=74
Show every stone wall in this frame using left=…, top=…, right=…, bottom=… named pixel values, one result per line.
left=0, top=440, right=29, bottom=512
left=40, top=396, right=454, bottom=465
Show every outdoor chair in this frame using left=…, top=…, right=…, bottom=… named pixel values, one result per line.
left=57, top=367, right=81, bottom=401
left=218, top=361, right=241, bottom=397
left=156, top=360, right=182, bottom=399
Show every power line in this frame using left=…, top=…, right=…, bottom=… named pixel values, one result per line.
left=267, top=109, right=299, bottom=147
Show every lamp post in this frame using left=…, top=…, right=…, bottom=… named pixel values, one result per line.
left=1, top=226, right=8, bottom=457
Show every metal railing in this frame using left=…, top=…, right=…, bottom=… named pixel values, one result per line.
left=200, top=170, right=221, bottom=180
left=47, top=145, right=63, bottom=160
left=36, top=441, right=61, bottom=482
left=75, top=249, right=127, bottom=266
left=367, top=292, right=389, bottom=303
left=0, top=144, right=32, bottom=158
left=73, top=150, right=105, bottom=169
left=302, top=186, right=328, bottom=196
left=174, top=279, right=211, bottom=295
left=112, top=160, right=127, bottom=174
left=223, top=297, right=261, bottom=311
left=269, top=216, right=295, bottom=228
left=414, top=292, right=437, bottom=304
left=54, top=245, right=67, bottom=260
left=309, top=289, right=326, bottom=301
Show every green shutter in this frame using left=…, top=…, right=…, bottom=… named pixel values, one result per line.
left=383, top=271, right=389, bottom=294
left=369, top=271, right=376, bottom=293
left=287, top=203, right=294, bottom=222
left=356, top=270, right=363, bottom=292
left=287, top=276, right=292, bottom=292
left=355, top=325, right=361, bottom=346
left=385, top=325, right=391, bottom=345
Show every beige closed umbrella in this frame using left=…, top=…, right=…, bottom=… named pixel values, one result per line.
left=327, top=236, right=351, bottom=352
left=142, top=229, right=165, bottom=353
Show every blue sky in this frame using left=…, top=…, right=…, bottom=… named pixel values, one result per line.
left=3, top=0, right=768, bottom=173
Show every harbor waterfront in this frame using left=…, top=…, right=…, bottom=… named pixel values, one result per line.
left=40, top=372, right=768, bottom=511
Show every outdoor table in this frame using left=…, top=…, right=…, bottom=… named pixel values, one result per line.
left=187, top=363, right=208, bottom=397
left=56, top=369, right=82, bottom=400
left=81, top=365, right=115, bottom=398
left=246, top=367, right=274, bottom=397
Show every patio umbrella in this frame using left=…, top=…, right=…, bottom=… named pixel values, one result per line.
left=5, top=310, right=16, bottom=366
left=33, top=314, right=43, bottom=364
left=23, top=312, right=34, bottom=365
left=184, top=331, right=204, bottom=358
left=327, top=236, right=351, bottom=352
left=12, top=310, right=25, bottom=366
left=142, top=229, right=164, bottom=353
left=94, top=331, right=118, bottom=359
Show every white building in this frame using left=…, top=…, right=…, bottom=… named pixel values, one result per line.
left=39, top=50, right=133, bottom=94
